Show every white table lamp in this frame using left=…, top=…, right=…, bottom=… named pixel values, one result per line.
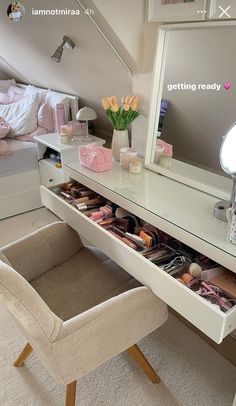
left=76, top=107, right=97, bottom=141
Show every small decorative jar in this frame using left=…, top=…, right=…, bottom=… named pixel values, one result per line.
left=154, top=146, right=164, bottom=164
left=120, top=147, right=137, bottom=170
left=60, top=125, right=68, bottom=144
left=156, top=139, right=173, bottom=169
left=129, top=157, right=142, bottom=174
left=159, top=155, right=172, bottom=169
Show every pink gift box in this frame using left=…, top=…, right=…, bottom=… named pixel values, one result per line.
left=79, top=143, right=112, bottom=172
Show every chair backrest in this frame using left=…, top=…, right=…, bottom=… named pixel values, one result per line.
left=0, top=260, right=62, bottom=342
left=0, top=221, right=83, bottom=282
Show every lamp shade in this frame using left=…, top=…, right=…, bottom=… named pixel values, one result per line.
left=76, top=107, right=97, bottom=121
left=51, top=46, right=63, bottom=63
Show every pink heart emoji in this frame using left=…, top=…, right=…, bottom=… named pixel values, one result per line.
left=224, top=82, right=231, bottom=90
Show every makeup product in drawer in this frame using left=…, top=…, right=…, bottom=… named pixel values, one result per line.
left=107, top=226, right=146, bottom=252
left=59, top=181, right=82, bottom=191
left=139, top=230, right=153, bottom=247
left=141, top=223, right=160, bottom=246
left=142, top=244, right=175, bottom=262
left=97, top=217, right=129, bottom=232
left=73, top=188, right=95, bottom=198
left=166, top=239, right=199, bottom=261
left=159, top=255, right=191, bottom=276
left=208, top=268, right=236, bottom=300
left=59, top=190, right=75, bottom=203
left=76, top=197, right=106, bottom=211
left=189, top=279, right=236, bottom=312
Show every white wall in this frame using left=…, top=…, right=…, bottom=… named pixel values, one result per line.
left=93, top=0, right=145, bottom=69
left=0, top=68, right=10, bottom=79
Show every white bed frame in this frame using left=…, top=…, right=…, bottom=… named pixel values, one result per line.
left=0, top=84, right=79, bottom=220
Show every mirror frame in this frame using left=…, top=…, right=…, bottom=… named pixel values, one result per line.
left=145, top=20, right=236, bottom=201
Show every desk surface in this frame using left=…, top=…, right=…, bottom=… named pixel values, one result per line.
left=66, top=161, right=236, bottom=265
left=34, top=133, right=105, bottom=153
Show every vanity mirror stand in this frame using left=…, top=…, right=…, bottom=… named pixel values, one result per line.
left=214, top=122, right=236, bottom=221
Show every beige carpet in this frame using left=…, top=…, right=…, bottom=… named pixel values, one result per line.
left=0, top=209, right=236, bottom=405
left=0, top=208, right=59, bottom=248
left=0, top=309, right=235, bottom=406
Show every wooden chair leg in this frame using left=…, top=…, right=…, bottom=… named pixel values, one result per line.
left=65, top=381, right=76, bottom=406
left=127, top=344, right=161, bottom=384
left=14, top=343, right=33, bottom=367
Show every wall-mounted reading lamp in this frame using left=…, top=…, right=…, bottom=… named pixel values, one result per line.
left=51, top=35, right=75, bottom=63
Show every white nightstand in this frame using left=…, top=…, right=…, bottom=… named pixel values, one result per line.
left=34, top=133, right=105, bottom=187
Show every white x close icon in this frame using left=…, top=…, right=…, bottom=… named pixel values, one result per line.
left=218, top=5, right=231, bottom=18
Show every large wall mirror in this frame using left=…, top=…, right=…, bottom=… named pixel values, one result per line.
left=145, top=21, right=236, bottom=200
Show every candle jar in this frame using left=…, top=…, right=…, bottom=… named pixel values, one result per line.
left=154, top=146, right=164, bottom=164
left=66, top=124, right=73, bottom=141
left=129, top=157, right=142, bottom=174
left=60, top=134, right=68, bottom=144
left=60, top=124, right=73, bottom=141
left=159, top=155, right=172, bottom=169
left=120, top=147, right=137, bottom=170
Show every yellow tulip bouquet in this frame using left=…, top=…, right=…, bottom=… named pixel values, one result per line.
left=101, top=95, right=141, bottom=130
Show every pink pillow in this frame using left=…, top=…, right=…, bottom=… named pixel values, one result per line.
left=0, top=117, right=11, bottom=138
left=37, top=103, right=54, bottom=132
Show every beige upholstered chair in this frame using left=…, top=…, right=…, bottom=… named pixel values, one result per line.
left=0, top=222, right=168, bottom=406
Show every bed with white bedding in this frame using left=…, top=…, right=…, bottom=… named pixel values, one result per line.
left=0, top=139, right=38, bottom=177
left=0, top=82, right=79, bottom=219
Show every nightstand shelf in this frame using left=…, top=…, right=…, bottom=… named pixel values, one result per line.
left=34, top=133, right=105, bottom=187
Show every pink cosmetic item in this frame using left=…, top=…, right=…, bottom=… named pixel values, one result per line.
left=79, top=144, right=112, bottom=172
left=90, top=211, right=104, bottom=221
left=55, top=103, right=65, bottom=134
left=99, top=205, right=113, bottom=218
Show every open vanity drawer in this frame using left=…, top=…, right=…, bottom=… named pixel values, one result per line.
left=41, top=184, right=236, bottom=344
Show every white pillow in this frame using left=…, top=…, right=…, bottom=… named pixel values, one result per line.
left=0, top=93, right=40, bottom=136
left=46, top=90, right=69, bottom=121
left=0, top=79, right=16, bottom=93
left=24, top=84, right=48, bottom=105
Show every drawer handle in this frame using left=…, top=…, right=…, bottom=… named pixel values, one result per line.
left=49, top=178, right=54, bottom=182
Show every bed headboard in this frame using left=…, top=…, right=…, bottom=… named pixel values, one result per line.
left=16, top=83, right=79, bottom=121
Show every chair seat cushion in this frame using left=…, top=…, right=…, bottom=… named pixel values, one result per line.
left=30, top=246, right=140, bottom=321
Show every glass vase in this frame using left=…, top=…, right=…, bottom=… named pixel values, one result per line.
left=111, top=129, right=129, bottom=161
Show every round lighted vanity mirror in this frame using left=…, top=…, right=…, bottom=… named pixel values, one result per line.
left=220, top=123, right=236, bottom=175
left=214, top=123, right=236, bottom=221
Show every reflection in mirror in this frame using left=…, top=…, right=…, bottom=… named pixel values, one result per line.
left=214, top=123, right=236, bottom=221
left=220, top=124, right=236, bottom=175
left=145, top=22, right=236, bottom=200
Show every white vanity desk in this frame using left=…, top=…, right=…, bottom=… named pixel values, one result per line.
left=41, top=162, right=236, bottom=344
